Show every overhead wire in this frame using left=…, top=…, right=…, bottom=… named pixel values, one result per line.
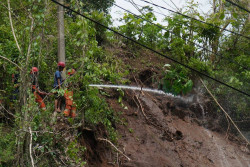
left=138, top=0, right=250, bottom=40
left=164, top=0, right=179, bottom=11
left=129, top=0, right=165, bottom=20
left=114, top=3, right=249, bottom=70
left=136, top=0, right=249, bottom=70
left=51, top=0, right=250, bottom=97
left=123, top=0, right=249, bottom=70
left=124, top=0, right=166, bottom=16
left=129, top=0, right=144, bottom=16
left=225, top=0, right=250, bottom=13
left=149, top=0, right=165, bottom=16
left=159, top=0, right=176, bottom=10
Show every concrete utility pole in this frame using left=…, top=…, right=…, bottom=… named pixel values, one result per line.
left=57, top=0, right=65, bottom=63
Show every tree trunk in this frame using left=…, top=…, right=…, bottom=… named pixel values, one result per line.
left=57, top=0, right=65, bottom=63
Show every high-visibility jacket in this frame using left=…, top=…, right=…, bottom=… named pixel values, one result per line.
left=31, top=74, right=46, bottom=111
left=64, top=90, right=76, bottom=118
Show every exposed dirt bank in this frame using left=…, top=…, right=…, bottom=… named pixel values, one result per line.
left=102, top=89, right=250, bottom=167
left=79, top=49, right=250, bottom=167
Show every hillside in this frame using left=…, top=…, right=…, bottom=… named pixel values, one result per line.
left=0, top=0, right=249, bottom=166
left=76, top=50, right=250, bottom=167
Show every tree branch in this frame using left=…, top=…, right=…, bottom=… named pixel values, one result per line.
left=7, top=0, right=22, bottom=54
left=25, top=12, right=34, bottom=67
left=200, top=78, right=250, bottom=146
left=97, top=138, right=131, bottom=161
left=29, top=127, right=35, bottom=167
left=0, top=55, right=23, bottom=71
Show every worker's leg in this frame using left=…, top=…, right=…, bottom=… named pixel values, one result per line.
left=54, top=99, right=58, bottom=112
left=57, top=97, right=61, bottom=112
left=70, top=104, right=76, bottom=118
left=64, top=90, right=73, bottom=117
left=54, top=91, right=62, bottom=112
left=64, top=105, right=71, bottom=117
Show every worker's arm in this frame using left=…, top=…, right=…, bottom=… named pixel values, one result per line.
left=36, top=86, right=48, bottom=95
left=57, top=78, right=61, bottom=89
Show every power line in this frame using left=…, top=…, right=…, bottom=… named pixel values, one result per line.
left=159, top=0, right=176, bottom=11
left=125, top=0, right=166, bottom=16
left=225, top=0, right=250, bottom=13
left=129, top=0, right=144, bottom=16
left=149, top=0, right=165, bottom=16
left=129, top=0, right=166, bottom=21
left=138, top=0, right=250, bottom=40
left=123, top=0, right=249, bottom=70
left=50, top=0, right=250, bottom=97
left=166, top=0, right=179, bottom=11
left=114, top=3, right=249, bottom=70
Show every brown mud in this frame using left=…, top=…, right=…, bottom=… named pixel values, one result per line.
left=107, top=89, right=250, bottom=167
left=79, top=49, right=250, bottom=167
left=79, top=87, right=249, bottom=167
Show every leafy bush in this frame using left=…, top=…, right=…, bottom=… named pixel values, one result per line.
left=0, top=125, right=15, bottom=166
left=160, top=64, right=193, bottom=95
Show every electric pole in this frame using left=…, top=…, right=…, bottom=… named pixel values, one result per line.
left=57, top=0, right=65, bottom=63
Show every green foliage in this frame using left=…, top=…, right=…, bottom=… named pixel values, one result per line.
left=0, top=125, right=15, bottom=166
left=188, top=57, right=212, bottom=74
left=160, top=64, right=193, bottom=95
left=119, top=7, right=162, bottom=49
left=77, top=87, right=119, bottom=142
left=91, top=11, right=112, bottom=45
left=0, top=0, right=249, bottom=165
left=66, top=140, right=86, bottom=166
left=71, top=0, right=115, bottom=13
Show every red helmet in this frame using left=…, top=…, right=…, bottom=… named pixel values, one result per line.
left=68, top=69, right=76, bottom=76
left=58, top=61, right=65, bottom=67
left=31, top=67, right=38, bottom=73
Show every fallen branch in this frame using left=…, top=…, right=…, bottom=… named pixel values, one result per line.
left=133, top=76, right=144, bottom=96
left=135, top=94, right=148, bottom=120
left=97, top=138, right=131, bottom=161
left=200, top=78, right=249, bottom=146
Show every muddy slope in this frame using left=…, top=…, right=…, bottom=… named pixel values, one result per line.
left=105, top=89, right=250, bottom=167
left=80, top=49, right=250, bottom=167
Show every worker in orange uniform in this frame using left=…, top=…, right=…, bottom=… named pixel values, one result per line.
left=31, top=67, right=48, bottom=111
left=63, top=69, right=76, bottom=118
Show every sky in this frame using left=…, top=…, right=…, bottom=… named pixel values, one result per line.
left=111, top=0, right=212, bottom=26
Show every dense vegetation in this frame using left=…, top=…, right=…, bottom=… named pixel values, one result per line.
left=0, top=0, right=249, bottom=166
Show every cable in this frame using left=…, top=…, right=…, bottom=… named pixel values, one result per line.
left=225, top=0, right=250, bottom=13
left=128, top=1, right=249, bottom=70
left=160, top=0, right=176, bottom=10
left=50, top=0, right=250, bottom=97
left=166, top=0, right=179, bottom=11
left=129, top=0, right=144, bottom=16
left=125, top=0, right=249, bottom=71
left=114, top=3, right=249, bottom=70
left=149, top=0, right=165, bottom=16
left=125, top=0, right=166, bottom=17
left=139, top=0, right=250, bottom=40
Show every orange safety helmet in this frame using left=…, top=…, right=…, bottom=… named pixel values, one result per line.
left=31, top=67, right=38, bottom=73
left=68, top=69, right=76, bottom=76
left=58, top=61, right=65, bottom=67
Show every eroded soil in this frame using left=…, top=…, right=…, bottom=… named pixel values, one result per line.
left=107, top=90, right=250, bottom=167
left=81, top=49, right=250, bottom=167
